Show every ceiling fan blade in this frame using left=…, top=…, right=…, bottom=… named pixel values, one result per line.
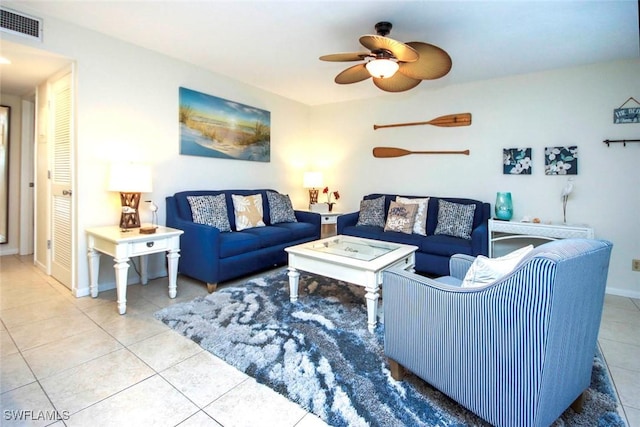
left=359, top=35, right=418, bottom=62
left=373, top=73, right=421, bottom=92
left=319, top=52, right=371, bottom=62
left=335, top=64, right=371, bottom=84
left=398, top=42, right=452, bottom=80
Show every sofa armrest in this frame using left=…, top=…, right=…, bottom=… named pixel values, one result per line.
left=449, top=254, right=476, bottom=280
left=470, top=222, right=488, bottom=256
left=294, top=210, right=321, bottom=227
left=337, top=211, right=359, bottom=234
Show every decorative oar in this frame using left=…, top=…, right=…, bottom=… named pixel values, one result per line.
left=373, top=147, right=470, bottom=158
left=373, top=113, right=472, bottom=130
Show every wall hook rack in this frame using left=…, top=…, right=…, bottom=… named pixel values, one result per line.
left=603, top=139, right=640, bottom=147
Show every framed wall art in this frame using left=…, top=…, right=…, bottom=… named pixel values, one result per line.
left=179, top=87, right=271, bottom=162
left=503, top=148, right=532, bottom=175
left=545, top=146, right=578, bottom=175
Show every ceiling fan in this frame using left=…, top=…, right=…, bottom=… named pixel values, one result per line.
left=319, top=21, right=452, bottom=92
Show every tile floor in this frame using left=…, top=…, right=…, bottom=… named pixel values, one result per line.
left=0, top=254, right=638, bottom=427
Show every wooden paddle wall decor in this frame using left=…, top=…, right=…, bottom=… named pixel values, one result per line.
left=373, top=147, right=469, bottom=158
left=373, top=113, right=471, bottom=130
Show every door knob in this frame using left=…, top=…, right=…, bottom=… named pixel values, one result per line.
left=62, top=189, right=72, bottom=196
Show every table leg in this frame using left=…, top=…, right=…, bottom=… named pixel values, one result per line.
left=113, top=257, right=129, bottom=315
left=140, top=254, right=149, bottom=285
left=364, top=279, right=380, bottom=333
left=287, top=267, right=299, bottom=302
left=87, top=248, right=101, bottom=298
left=167, top=249, right=180, bottom=299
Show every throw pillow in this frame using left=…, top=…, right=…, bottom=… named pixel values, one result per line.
left=231, top=194, right=266, bottom=231
left=461, top=245, right=534, bottom=288
left=187, top=194, right=231, bottom=232
left=396, top=196, right=430, bottom=235
left=434, top=200, right=477, bottom=240
left=356, top=196, right=385, bottom=227
left=266, top=191, right=297, bottom=224
left=384, top=201, right=418, bottom=234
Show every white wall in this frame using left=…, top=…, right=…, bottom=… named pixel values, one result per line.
left=310, top=59, right=640, bottom=297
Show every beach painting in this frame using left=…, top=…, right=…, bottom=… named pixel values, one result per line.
left=179, top=87, right=271, bottom=162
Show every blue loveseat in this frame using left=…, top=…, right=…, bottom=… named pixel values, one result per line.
left=337, top=193, right=490, bottom=276
left=166, top=189, right=320, bottom=291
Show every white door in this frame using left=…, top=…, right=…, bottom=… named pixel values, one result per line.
left=49, top=72, right=74, bottom=289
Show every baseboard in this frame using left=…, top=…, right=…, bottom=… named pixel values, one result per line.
left=606, top=287, right=640, bottom=299
left=0, top=247, right=19, bottom=256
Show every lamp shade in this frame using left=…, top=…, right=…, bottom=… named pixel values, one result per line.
left=366, top=59, right=399, bottom=79
left=303, top=171, right=323, bottom=189
left=107, top=162, right=153, bottom=193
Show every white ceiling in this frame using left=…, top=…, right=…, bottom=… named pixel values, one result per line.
left=2, top=1, right=639, bottom=105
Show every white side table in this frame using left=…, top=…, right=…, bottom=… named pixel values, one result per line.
left=319, top=212, right=341, bottom=238
left=86, top=225, right=184, bottom=314
left=488, top=219, right=594, bottom=257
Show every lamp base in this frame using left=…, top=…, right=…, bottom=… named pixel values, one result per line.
left=119, top=192, right=141, bottom=229
left=308, top=189, right=319, bottom=205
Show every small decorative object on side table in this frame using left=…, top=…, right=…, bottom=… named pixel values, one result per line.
left=86, top=225, right=184, bottom=314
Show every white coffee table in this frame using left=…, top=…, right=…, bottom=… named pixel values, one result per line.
left=285, top=235, right=418, bottom=332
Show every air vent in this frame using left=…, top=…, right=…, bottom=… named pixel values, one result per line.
left=0, top=7, right=42, bottom=41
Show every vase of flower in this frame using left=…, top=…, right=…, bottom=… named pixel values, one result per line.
left=495, top=192, right=513, bottom=221
left=323, top=187, right=340, bottom=212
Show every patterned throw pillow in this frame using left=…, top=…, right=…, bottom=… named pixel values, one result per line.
left=266, top=191, right=297, bottom=224
left=396, top=196, right=430, bottom=235
left=434, top=199, right=477, bottom=240
left=384, top=201, right=418, bottom=234
left=356, top=196, right=385, bottom=227
left=187, top=194, right=231, bottom=232
left=231, top=194, right=266, bottom=231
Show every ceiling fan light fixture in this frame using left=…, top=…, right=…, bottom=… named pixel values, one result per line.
left=365, top=58, right=399, bottom=79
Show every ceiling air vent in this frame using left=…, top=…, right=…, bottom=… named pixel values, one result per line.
left=0, top=7, right=42, bottom=41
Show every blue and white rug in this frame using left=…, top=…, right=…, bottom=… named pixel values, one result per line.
left=155, top=269, right=624, bottom=426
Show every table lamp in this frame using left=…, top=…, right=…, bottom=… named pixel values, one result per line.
left=303, top=171, right=323, bottom=208
left=108, top=162, right=153, bottom=231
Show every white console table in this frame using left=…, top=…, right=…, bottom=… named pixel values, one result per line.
left=488, top=219, right=594, bottom=257
left=86, top=225, right=184, bottom=314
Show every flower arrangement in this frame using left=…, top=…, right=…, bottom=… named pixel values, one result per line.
left=323, top=187, right=340, bottom=211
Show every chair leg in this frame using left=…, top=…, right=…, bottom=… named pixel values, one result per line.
left=207, top=283, right=218, bottom=293
left=388, top=358, right=405, bottom=381
left=571, top=391, right=586, bottom=413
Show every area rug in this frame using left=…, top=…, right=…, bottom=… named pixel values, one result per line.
left=155, top=269, right=625, bottom=427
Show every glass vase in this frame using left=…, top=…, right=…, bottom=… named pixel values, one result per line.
left=495, top=192, right=513, bottom=221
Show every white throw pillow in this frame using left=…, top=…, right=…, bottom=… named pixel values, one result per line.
left=396, top=196, right=429, bottom=235
left=461, top=245, right=534, bottom=288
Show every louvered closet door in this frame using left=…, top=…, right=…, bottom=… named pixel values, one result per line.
left=50, top=72, right=73, bottom=289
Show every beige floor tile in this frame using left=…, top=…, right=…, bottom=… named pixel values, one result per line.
left=600, top=338, right=640, bottom=372
left=0, top=295, right=82, bottom=329
left=0, top=286, right=64, bottom=311
left=176, top=410, right=223, bottom=426
left=0, top=329, right=18, bottom=356
left=22, top=328, right=123, bottom=379
left=82, top=293, right=161, bottom=326
left=99, top=312, right=169, bottom=346
left=40, top=348, right=155, bottom=415
left=0, top=352, right=36, bottom=393
left=128, top=330, right=203, bottom=372
left=7, top=311, right=102, bottom=351
left=601, top=303, right=640, bottom=325
left=161, top=351, right=248, bottom=408
left=599, top=319, right=640, bottom=346
left=0, top=382, right=59, bottom=427
left=65, top=375, right=198, bottom=427
left=203, top=377, right=307, bottom=427
left=625, top=405, right=640, bottom=427
left=609, top=366, right=640, bottom=409
left=604, top=294, right=640, bottom=311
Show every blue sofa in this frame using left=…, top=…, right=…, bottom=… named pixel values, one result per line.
left=383, top=238, right=613, bottom=426
left=166, top=189, right=320, bottom=291
left=337, top=193, right=490, bottom=276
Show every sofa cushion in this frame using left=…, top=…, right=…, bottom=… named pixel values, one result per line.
left=266, top=191, right=297, bottom=224
left=461, top=245, right=534, bottom=288
left=219, top=232, right=260, bottom=258
left=186, top=194, right=231, bottom=232
left=242, top=226, right=292, bottom=248
left=434, top=199, right=476, bottom=240
left=356, top=196, right=385, bottom=227
left=341, top=225, right=424, bottom=248
left=232, top=194, right=266, bottom=231
left=421, top=234, right=474, bottom=257
left=396, top=196, right=429, bottom=236
left=272, top=222, right=318, bottom=241
left=384, top=201, right=418, bottom=234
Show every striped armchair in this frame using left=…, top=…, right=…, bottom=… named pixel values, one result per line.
left=383, top=238, right=613, bottom=427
